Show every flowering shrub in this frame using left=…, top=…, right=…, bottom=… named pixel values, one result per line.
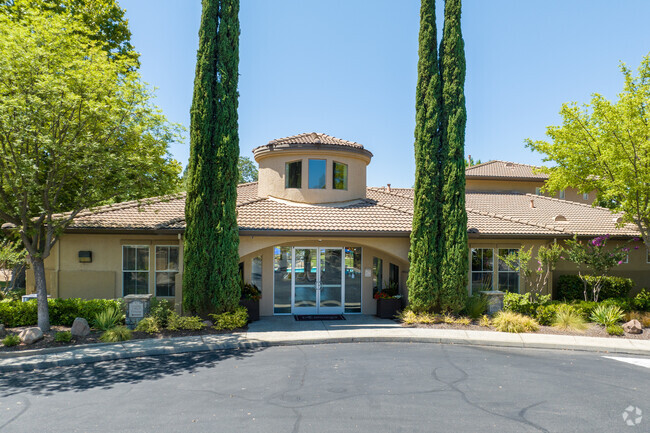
left=374, top=292, right=401, bottom=300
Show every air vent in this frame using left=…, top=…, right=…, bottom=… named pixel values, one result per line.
left=553, top=215, right=567, bottom=222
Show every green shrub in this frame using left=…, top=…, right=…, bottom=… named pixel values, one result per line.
left=503, top=292, right=551, bottom=316
left=606, top=324, right=624, bottom=336
left=557, top=275, right=633, bottom=301
left=166, top=312, right=205, bottom=331
left=0, top=298, right=123, bottom=327
left=149, top=298, right=173, bottom=327
left=590, top=304, right=625, bottom=326
left=2, top=334, right=20, bottom=347
left=135, top=317, right=160, bottom=334
left=479, top=315, right=491, bottom=327
left=552, top=307, right=588, bottom=331
left=54, top=331, right=72, bottom=343
left=92, top=306, right=124, bottom=331
left=493, top=311, right=539, bottom=333
left=601, top=297, right=633, bottom=313
left=100, top=326, right=132, bottom=342
left=463, top=294, right=488, bottom=319
left=210, top=306, right=248, bottom=331
left=633, top=289, right=650, bottom=311
left=534, top=304, right=560, bottom=326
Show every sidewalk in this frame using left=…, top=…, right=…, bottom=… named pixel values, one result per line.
left=1, top=315, right=649, bottom=372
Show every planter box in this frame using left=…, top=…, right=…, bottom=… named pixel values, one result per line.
left=376, top=298, right=401, bottom=319
left=239, top=299, right=260, bottom=322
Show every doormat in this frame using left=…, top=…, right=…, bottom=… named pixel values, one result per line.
left=294, top=314, right=346, bottom=321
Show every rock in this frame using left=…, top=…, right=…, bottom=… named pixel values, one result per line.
left=202, top=320, right=213, bottom=328
left=71, top=317, right=90, bottom=338
left=0, top=324, right=6, bottom=338
left=623, top=319, right=643, bottom=334
left=19, top=327, right=43, bottom=345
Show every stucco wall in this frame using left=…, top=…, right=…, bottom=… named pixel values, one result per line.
left=256, top=149, right=369, bottom=203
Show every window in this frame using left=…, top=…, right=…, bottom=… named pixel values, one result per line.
left=273, top=246, right=292, bottom=314
left=333, top=162, right=348, bottom=190
left=583, top=192, right=589, bottom=200
left=285, top=161, right=302, bottom=188
left=344, top=247, right=362, bottom=313
left=123, top=245, right=149, bottom=296
left=251, top=256, right=262, bottom=290
left=497, top=248, right=520, bottom=293
left=535, top=187, right=541, bottom=195
left=471, top=248, right=493, bottom=294
left=559, top=190, right=565, bottom=199
left=389, top=263, right=399, bottom=286
left=155, top=246, right=179, bottom=297
left=622, top=253, right=629, bottom=264
left=308, top=159, right=326, bottom=189
left=372, top=257, right=383, bottom=296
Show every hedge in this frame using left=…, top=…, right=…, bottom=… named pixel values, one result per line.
left=0, top=298, right=123, bottom=328
left=556, top=275, right=633, bottom=301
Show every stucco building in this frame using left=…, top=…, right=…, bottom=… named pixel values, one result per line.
left=26, top=133, right=648, bottom=315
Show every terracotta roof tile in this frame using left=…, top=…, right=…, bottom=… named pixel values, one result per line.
left=65, top=183, right=639, bottom=238
left=466, top=160, right=549, bottom=180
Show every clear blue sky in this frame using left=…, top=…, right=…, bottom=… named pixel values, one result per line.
left=121, top=0, right=650, bottom=188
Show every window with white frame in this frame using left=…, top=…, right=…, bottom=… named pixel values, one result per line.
left=155, top=245, right=179, bottom=297
left=123, top=245, right=149, bottom=296
left=471, top=248, right=493, bottom=294
left=498, top=248, right=520, bottom=293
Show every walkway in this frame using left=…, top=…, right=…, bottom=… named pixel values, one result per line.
left=1, top=315, right=649, bottom=372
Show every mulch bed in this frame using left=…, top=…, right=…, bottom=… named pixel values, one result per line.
left=0, top=324, right=248, bottom=353
left=403, top=322, right=650, bottom=339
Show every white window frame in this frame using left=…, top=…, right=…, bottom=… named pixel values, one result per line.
left=471, top=248, right=494, bottom=294
left=155, top=245, right=179, bottom=297
left=497, top=248, right=521, bottom=293
left=122, top=245, right=150, bottom=296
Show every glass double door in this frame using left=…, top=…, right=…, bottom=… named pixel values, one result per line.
left=292, top=247, right=344, bottom=315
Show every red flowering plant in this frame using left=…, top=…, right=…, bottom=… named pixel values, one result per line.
left=373, top=281, right=401, bottom=300
left=564, top=234, right=639, bottom=302
left=241, top=283, right=261, bottom=301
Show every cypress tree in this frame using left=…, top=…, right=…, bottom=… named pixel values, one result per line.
left=184, top=0, right=241, bottom=315
left=407, top=0, right=444, bottom=313
left=439, top=0, right=468, bottom=312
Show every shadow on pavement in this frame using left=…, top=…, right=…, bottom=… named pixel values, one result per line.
left=0, top=346, right=266, bottom=398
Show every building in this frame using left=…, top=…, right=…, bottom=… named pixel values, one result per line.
left=26, top=133, right=648, bottom=314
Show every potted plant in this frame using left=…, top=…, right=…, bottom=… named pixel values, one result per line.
left=239, top=283, right=261, bottom=322
left=375, top=281, right=402, bottom=319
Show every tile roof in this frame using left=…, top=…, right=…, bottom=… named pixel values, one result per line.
left=65, top=183, right=639, bottom=238
left=466, top=160, right=549, bottom=180
left=265, top=132, right=365, bottom=149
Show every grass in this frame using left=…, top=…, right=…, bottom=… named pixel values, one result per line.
left=552, top=308, right=588, bottom=332
left=454, top=317, right=472, bottom=326
left=464, top=295, right=488, bottom=319
left=606, top=324, right=624, bottom=336
left=93, top=306, right=124, bottom=331
left=492, top=311, right=539, bottom=333
left=479, top=315, right=491, bottom=327
left=99, top=326, right=132, bottom=342
left=2, top=334, right=20, bottom=347
left=590, top=304, right=624, bottom=327
left=54, top=331, right=72, bottom=343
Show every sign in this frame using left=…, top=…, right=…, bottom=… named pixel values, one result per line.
left=129, top=301, right=144, bottom=318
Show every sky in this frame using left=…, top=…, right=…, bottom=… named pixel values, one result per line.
left=120, top=0, right=650, bottom=188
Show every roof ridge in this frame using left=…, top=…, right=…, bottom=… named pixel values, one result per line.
left=524, top=193, right=615, bottom=212
left=267, top=132, right=363, bottom=148
left=363, top=198, right=414, bottom=215
left=72, top=192, right=186, bottom=219
left=236, top=197, right=267, bottom=207
left=466, top=207, right=565, bottom=233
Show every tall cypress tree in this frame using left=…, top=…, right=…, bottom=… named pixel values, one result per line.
left=407, top=0, right=444, bottom=313
left=184, top=0, right=241, bottom=315
left=439, top=0, right=468, bottom=312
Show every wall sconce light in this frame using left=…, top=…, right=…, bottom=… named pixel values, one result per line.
left=78, top=251, right=92, bottom=263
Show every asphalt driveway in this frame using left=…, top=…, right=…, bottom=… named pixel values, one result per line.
left=0, top=343, right=648, bottom=432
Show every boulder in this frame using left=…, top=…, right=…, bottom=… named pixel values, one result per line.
left=202, top=320, right=213, bottom=328
left=71, top=318, right=90, bottom=338
left=0, top=324, right=6, bottom=338
left=19, top=327, right=43, bottom=345
left=623, top=319, right=643, bottom=334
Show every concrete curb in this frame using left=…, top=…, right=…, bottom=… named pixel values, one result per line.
left=1, top=330, right=649, bottom=372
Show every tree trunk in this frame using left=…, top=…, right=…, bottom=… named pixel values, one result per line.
left=32, top=257, right=50, bottom=331
left=9, top=263, right=26, bottom=290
